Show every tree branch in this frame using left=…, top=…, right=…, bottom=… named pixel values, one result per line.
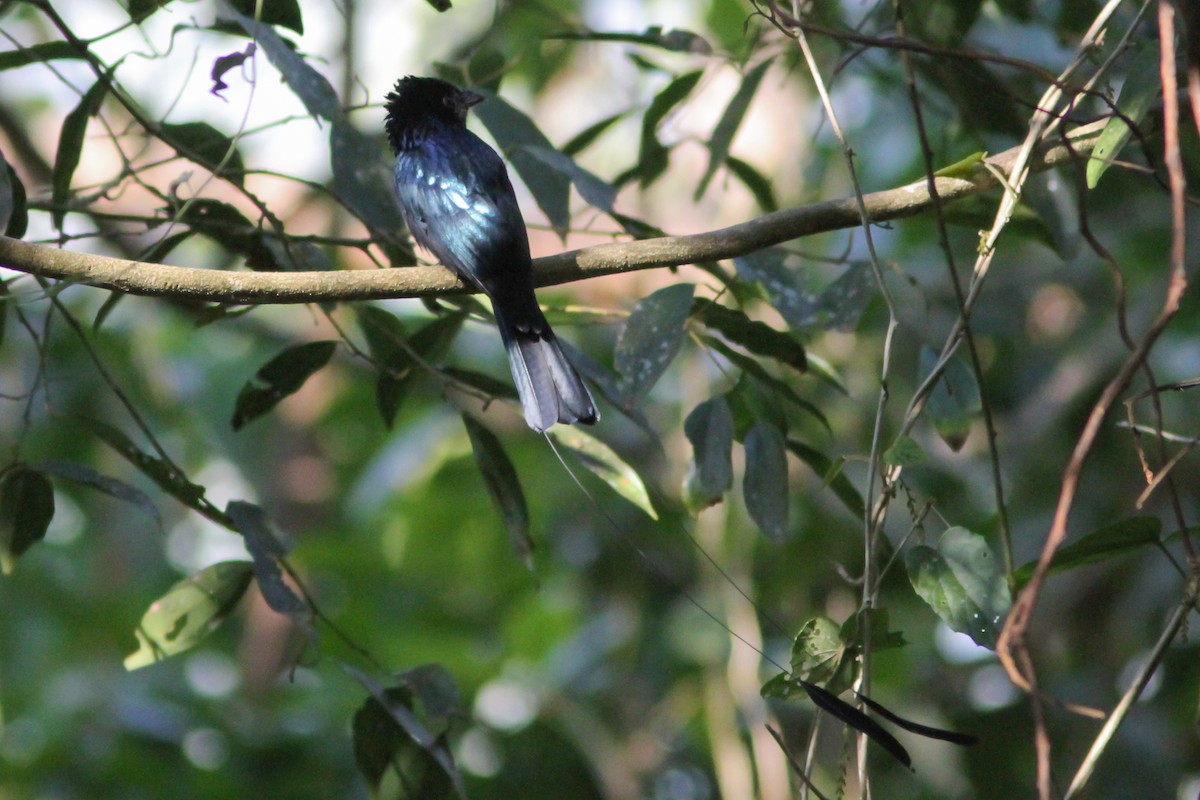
left=0, top=122, right=1104, bottom=305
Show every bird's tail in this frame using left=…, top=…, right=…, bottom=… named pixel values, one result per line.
left=495, top=313, right=598, bottom=433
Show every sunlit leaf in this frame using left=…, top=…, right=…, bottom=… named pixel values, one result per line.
left=1013, top=516, right=1162, bottom=587
left=1088, top=44, right=1160, bottom=188
left=549, top=426, right=657, bottom=519
left=124, top=561, right=254, bottom=670
left=743, top=421, right=788, bottom=540
left=463, top=415, right=532, bottom=567
left=615, top=283, right=694, bottom=404
left=921, top=348, right=981, bottom=452
left=696, top=58, right=772, bottom=198
left=789, top=616, right=843, bottom=685
left=906, top=527, right=1011, bottom=649
left=683, top=396, right=734, bottom=512
left=232, top=341, right=337, bottom=430
left=0, top=467, right=55, bottom=573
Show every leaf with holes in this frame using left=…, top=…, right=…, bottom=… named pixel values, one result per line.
left=232, top=341, right=336, bottom=430
left=616, top=283, right=694, bottom=404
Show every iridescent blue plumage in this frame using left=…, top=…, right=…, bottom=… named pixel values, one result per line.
left=384, top=76, right=597, bottom=432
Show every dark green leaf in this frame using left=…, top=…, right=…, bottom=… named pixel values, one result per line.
left=227, top=501, right=313, bottom=633
left=88, top=420, right=207, bottom=506
left=683, top=396, right=734, bottom=512
left=743, top=421, right=788, bottom=540
left=1088, top=44, right=1161, bottom=188
left=786, top=439, right=864, bottom=516
left=549, top=26, right=712, bottom=54
left=942, top=195, right=1060, bottom=254
left=906, top=527, right=1011, bottom=649
left=0, top=41, right=85, bottom=71
left=696, top=59, right=772, bottom=198
left=523, top=145, right=617, bottom=212
left=918, top=58, right=1023, bottom=138
left=232, top=341, right=337, bottom=430
left=124, top=561, right=254, bottom=670
left=463, top=415, right=532, bottom=567
left=228, top=9, right=336, bottom=118
left=0, top=468, right=55, bottom=573
left=3, top=162, right=27, bottom=239
left=228, top=0, right=304, bottom=34
left=562, top=112, right=627, bottom=156
left=921, top=348, right=981, bottom=452
left=801, top=681, right=912, bottom=770
left=360, top=310, right=466, bottom=427
left=789, top=616, right=843, bottom=685
left=53, top=77, right=109, bottom=230
left=442, top=367, right=519, bottom=402
left=34, top=460, right=161, bottom=529
left=883, top=436, right=926, bottom=467
left=128, top=0, right=174, bottom=23
left=615, top=283, right=695, bottom=403
left=636, top=71, right=703, bottom=186
left=331, top=118, right=414, bottom=266
left=549, top=426, right=657, bottom=519
left=693, top=298, right=806, bottom=372
left=1013, top=517, right=1162, bottom=587
left=725, top=155, right=778, bottom=211
left=472, top=90, right=571, bottom=239
left=161, top=122, right=245, bottom=185
left=703, top=336, right=827, bottom=429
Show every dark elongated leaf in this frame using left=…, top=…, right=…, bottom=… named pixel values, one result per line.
left=358, top=309, right=467, bottom=427
left=330, top=118, right=414, bottom=266
left=471, top=90, right=570, bottom=239
left=725, top=155, right=778, bottom=211
left=128, top=0, right=174, bottom=23
left=906, top=527, right=1010, bottom=649
left=232, top=341, right=337, bottom=430
left=0, top=41, right=84, bottom=70
left=34, top=460, right=161, bottom=528
left=744, top=422, right=789, bottom=540
left=855, top=693, right=979, bottom=746
left=634, top=70, right=702, bottom=187
left=549, top=26, right=712, bottom=54
left=88, top=420, right=207, bottom=506
left=53, top=77, right=109, bottom=230
left=1013, top=516, right=1162, bottom=587
left=702, top=336, right=827, bottom=429
left=786, top=439, right=864, bottom=516
left=801, top=681, right=912, bottom=770
left=921, top=348, right=981, bottom=452
left=615, top=283, right=695, bottom=403
left=124, top=561, right=254, bottom=670
left=683, top=396, right=734, bottom=512
left=162, top=122, right=245, bottom=185
left=735, top=250, right=875, bottom=333
left=228, top=0, right=304, bottom=34
left=693, top=298, right=806, bottom=372
left=463, top=415, right=532, bottom=567
left=3, top=161, right=27, bottom=239
left=696, top=58, right=772, bottom=198
left=562, top=112, right=627, bottom=156
left=0, top=149, right=14, bottom=237
left=168, top=198, right=278, bottom=268
left=549, top=426, right=657, bottom=519
left=226, top=501, right=313, bottom=637
left=0, top=468, right=55, bottom=573
left=230, top=10, right=333, bottom=117
left=442, top=367, right=519, bottom=402
left=524, top=145, right=617, bottom=212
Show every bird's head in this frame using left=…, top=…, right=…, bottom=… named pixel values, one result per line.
left=383, top=76, right=483, bottom=152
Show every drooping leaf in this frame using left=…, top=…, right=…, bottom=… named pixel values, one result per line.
left=228, top=0, right=304, bottom=34
left=692, top=298, right=806, bottom=372
left=1087, top=44, right=1161, bottom=188
left=226, top=501, right=313, bottom=635
left=162, top=121, right=245, bottom=184
left=801, top=681, right=912, bottom=770
left=52, top=77, right=109, bottom=230
left=884, top=435, right=926, bottom=467
left=615, top=283, right=695, bottom=404
left=523, top=145, right=618, bottom=212
left=786, top=439, right=864, bottom=516
left=855, top=693, right=979, bottom=746
left=683, top=396, right=734, bottom=512
left=463, top=415, right=532, bottom=567
left=548, top=26, right=713, bottom=54
left=906, top=527, right=1011, bottom=649
left=549, top=426, right=657, bottom=519
left=88, top=420, right=207, bottom=506
left=471, top=90, right=571, bottom=239
left=3, top=161, right=27, bottom=239
left=725, top=155, right=778, bottom=211
left=735, top=250, right=876, bottom=333
left=696, top=58, right=773, bottom=198
left=0, top=468, right=55, bottom=573
left=743, top=421, right=789, bottom=540
left=703, top=336, right=827, bottom=429
left=33, top=460, right=161, bottom=529
left=921, top=347, right=981, bottom=452
left=1013, top=516, right=1162, bottom=587
left=0, top=41, right=84, bottom=71
left=330, top=118, right=414, bottom=266
left=633, top=70, right=703, bottom=187
left=562, top=112, right=627, bottom=156
left=358, top=309, right=467, bottom=428
left=232, top=341, right=337, bottom=430
left=124, top=561, right=254, bottom=670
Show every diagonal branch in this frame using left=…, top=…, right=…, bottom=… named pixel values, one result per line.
left=0, top=121, right=1104, bottom=305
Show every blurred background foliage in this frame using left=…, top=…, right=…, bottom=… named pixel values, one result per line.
left=1, top=0, right=1199, bottom=798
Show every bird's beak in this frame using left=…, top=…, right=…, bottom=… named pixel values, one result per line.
left=459, top=90, right=485, bottom=109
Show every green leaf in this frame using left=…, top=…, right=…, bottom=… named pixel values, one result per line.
left=548, top=26, right=712, bottom=54
left=635, top=71, right=703, bottom=187
left=124, top=561, right=254, bottom=670
left=0, top=468, right=55, bottom=573
left=358, top=309, right=466, bottom=427
left=725, top=155, right=778, bottom=211
left=1087, top=44, right=1161, bottom=188
left=743, top=421, right=788, bottom=540
left=523, top=145, right=617, bottom=212
left=162, top=122, right=245, bottom=185
left=615, top=283, right=695, bottom=404
left=33, top=460, right=161, bottom=529
left=0, top=41, right=84, bottom=71
left=921, top=348, right=981, bottom=452
left=549, top=426, right=657, bottom=519
left=906, top=527, right=1011, bottom=649
left=683, top=396, right=734, bottom=512
left=562, top=112, right=626, bottom=156
left=330, top=118, right=414, bottom=266
left=3, top=161, right=27, bottom=239
left=228, top=0, right=304, bottom=34
left=232, top=341, right=337, bottom=430
left=53, top=77, right=109, bottom=230
left=88, top=420, right=207, bottom=507
left=471, top=90, right=571, bottom=239
left=1013, top=516, right=1162, bottom=587
left=786, top=439, right=864, bottom=516
left=884, top=435, right=926, bottom=467
left=693, top=298, right=806, bottom=372
left=789, top=616, right=844, bottom=685
left=735, top=250, right=875, bottom=333
left=702, top=336, right=827, bottom=429
left=696, top=59, right=772, bottom=198
left=463, top=415, right=532, bottom=567
left=942, top=195, right=1060, bottom=254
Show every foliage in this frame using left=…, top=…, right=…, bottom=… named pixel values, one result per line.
left=0, top=1, right=1198, bottom=799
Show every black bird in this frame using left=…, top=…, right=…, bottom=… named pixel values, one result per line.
left=383, top=76, right=598, bottom=432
